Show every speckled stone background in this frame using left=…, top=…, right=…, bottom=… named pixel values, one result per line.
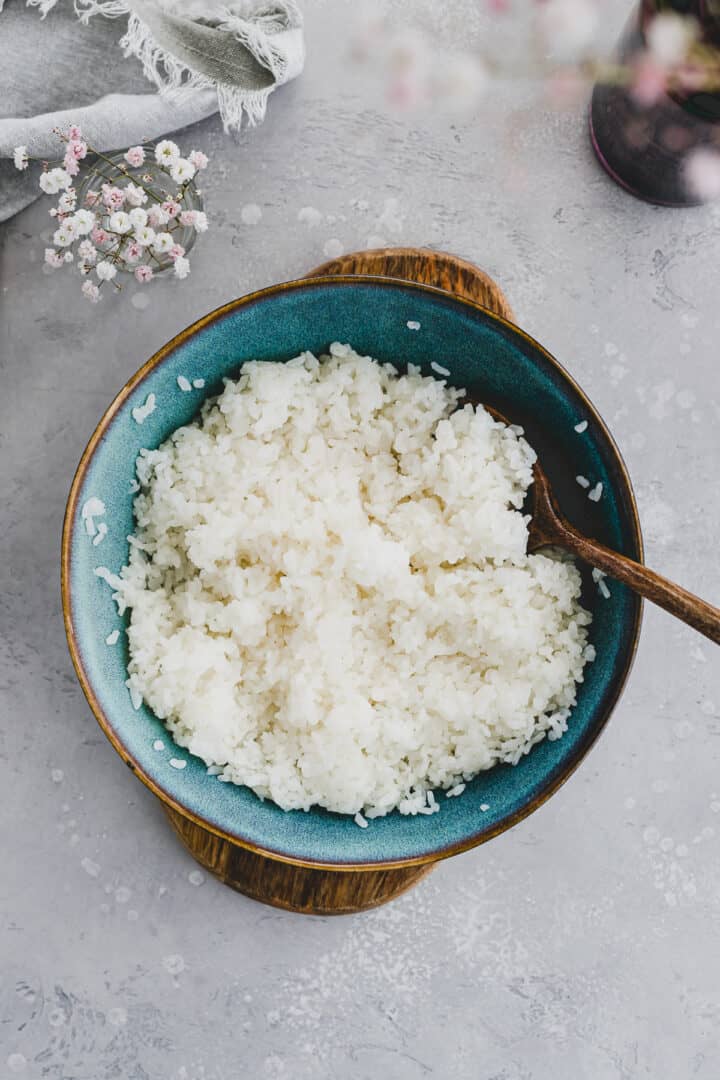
left=2, top=2, right=720, bottom=1077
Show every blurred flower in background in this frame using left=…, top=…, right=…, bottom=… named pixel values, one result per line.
left=349, top=0, right=720, bottom=202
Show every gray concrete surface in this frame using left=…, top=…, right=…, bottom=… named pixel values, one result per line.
left=2, top=2, right=720, bottom=1078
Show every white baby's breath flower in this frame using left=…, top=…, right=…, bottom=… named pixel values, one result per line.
left=134, top=225, right=156, bottom=247
left=96, top=260, right=117, bottom=282
left=64, top=251, right=74, bottom=263
left=44, top=248, right=63, bottom=268
left=73, top=208, right=95, bottom=235
left=124, top=182, right=148, bottom=207
left=128, top=207, right=148, bottom=229
left=155, top=139, right=180, bottom=165
left=189, top=149, right=208, bottom=170
left=58, top=190, right=77, bottom=213
left=173, top=255, right=191, bottom=280
left=647, top=12, right=697, bottom=66
left=39, top=167, right=72, bottom=195
left=152, top=232, right=174, bottom=254
left=78, top=239, right=97, bottom=264
left=169, top=158, right=196, bottom=184
left=147, top=205, right=170, bottom=228
left=13, top=145, right=29, bottom=171
left=192, top=210, right=208, bottom=232
left=108, top=211, right=132, bottom=234
left=82, top=280, right=101, bottom=303
left=53, top=219, right=77, bottom=247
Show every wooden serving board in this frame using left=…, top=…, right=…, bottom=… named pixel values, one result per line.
left=308, top=246, right=514, bottom=321
left=167, top=249, right=513, bottom=915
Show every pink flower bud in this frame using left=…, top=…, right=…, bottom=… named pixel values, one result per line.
left=67, top=125, right=83, bottom=140
left=168, top=243, right=186, bottom=260
left=124, top=146, right=146, bottom=168
left=135, top=265, right=154, bottom=283
left=162, top=199, right=181, bottom=219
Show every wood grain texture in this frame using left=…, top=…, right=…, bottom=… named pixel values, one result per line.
left=165, top=807, right=434, bottom=915
left=168, top=249, right=512, bottom=914
left=307, top=246, right=515, bottom=321
left=527, top=464, right=720, bottom=645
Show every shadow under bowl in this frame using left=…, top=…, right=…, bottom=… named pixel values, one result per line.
left=62, top=276, right=642, bottom=870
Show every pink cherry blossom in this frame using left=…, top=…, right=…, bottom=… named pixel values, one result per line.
left=67, top=125, right=83, bottom=140
left=125, top=242, right=143, bottom=262
left=630, top=55, right=667, bottom=107
left=102, top=184, right=125, bottom=210
left=135, top=265, right=154, bottom=283
left=91, top=227, right=110, bottom=246
left=162, top=199, right=181, bottom=219
left=189, top=150, right=209, bottom=170
left=68, top=140, right=88, bottom=160
left=168, top=243, right=186, bottom=260
left=124, top=145, right=146, bottom=167
left=63, top=151, right=80, bottom=177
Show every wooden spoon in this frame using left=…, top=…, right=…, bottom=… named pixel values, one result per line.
left=480, top=405, right=720, bottom=644
left=526, top=449, right=720, bottom=645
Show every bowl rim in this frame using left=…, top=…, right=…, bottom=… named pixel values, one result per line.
left=61, top=274, right=644, bottom=872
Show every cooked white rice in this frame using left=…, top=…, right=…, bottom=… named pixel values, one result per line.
left=111, top=346, right=593, bottom=818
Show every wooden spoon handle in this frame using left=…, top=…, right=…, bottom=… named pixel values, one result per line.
left=559, top=525, right=720, bottom=645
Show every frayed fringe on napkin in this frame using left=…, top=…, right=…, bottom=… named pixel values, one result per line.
left=26, top=0, right=305, bottom=131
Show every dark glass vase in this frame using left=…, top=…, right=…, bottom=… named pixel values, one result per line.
left=590, top=0, right=720, bottom=205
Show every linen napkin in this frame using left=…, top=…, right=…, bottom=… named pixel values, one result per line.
left=0, top=0, right=305, bottom=222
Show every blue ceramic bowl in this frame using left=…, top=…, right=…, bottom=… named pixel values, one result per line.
left=62, top=277, right=642, bottom=870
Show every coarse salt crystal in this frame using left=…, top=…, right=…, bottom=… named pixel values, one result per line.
left=92, top=521, right=108, bottom=547
left=406, top=320, right=421, bottom=330
left=177, top=375, right=192, bottom=392
left=574, top=420, right=588, bottom=433
left=354, top=812, right=368, bottom=828
left=128, top=686, right=143, bottom=710
left=192, top=378, right=205, bottom=389
left=588, top=482, right=603, bottom=502
left=480, top=803, right=490, bottom=812
left=169, top=758, right=186, bottom=770
left=153, top=739, right=165, bottom=751
left=105, top=629, right=120, bottom=645
left=575, top=475, right=590, bottom=489
left=430, top=361, right=450, bottom=378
